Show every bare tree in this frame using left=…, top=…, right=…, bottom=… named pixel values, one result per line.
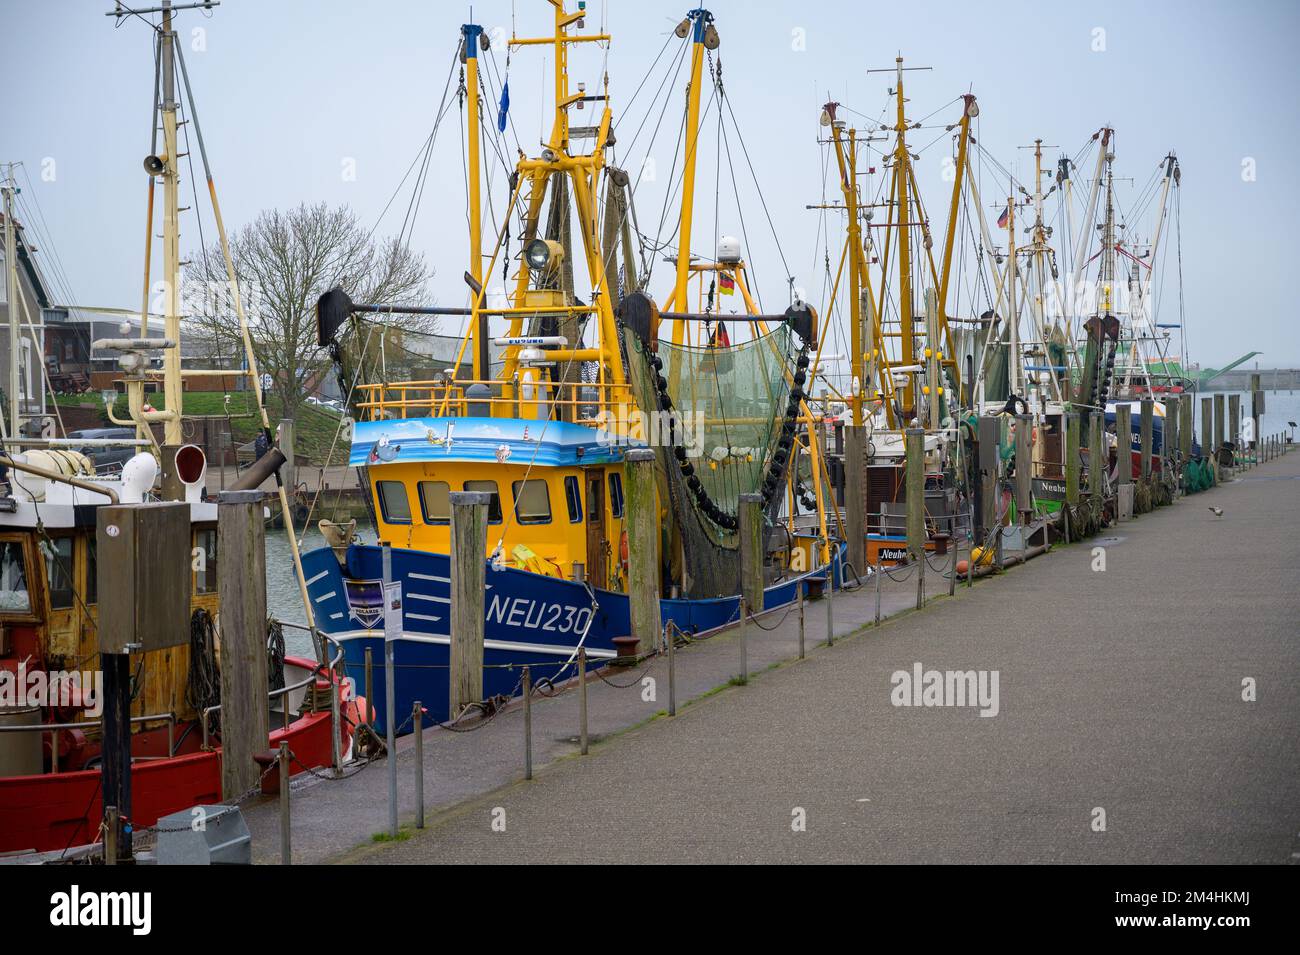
left=183, top=202, right=432, bottom=420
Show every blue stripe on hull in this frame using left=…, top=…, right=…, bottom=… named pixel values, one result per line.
left=304, top=542, right=842, bottom=734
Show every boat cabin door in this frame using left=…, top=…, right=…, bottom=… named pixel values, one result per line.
left=585, top=469, right=607, bottom=589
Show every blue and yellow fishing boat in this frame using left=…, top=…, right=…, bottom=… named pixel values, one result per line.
left=306, top=4, right=836, bottom=732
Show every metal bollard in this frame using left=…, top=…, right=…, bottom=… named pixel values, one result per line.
left=825, top=564, right=834, bottom=647
left=578, top=647, right=589, bottom=755
left=413, top=701, right=424, bottom=829
left=667, top=623, right=677, bottom=717
left=364, top=646, right=374, bottom=728
left=797, top=584, right=805, bottom=659
left=279, top=740, right=291, bottom=865
left=739, top=598, right=748, bottom=683
left=522, top=666, right=533, bottom=781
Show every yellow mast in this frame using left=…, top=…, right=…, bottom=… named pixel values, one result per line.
left=502, top=0, right=623, bottom=398
left=463, top=24, right=487, bottom=380
left=159, top=3, right=182, bottom=446
left=666, top=8, right=715, bottom=341
left=892, top=58, right=917, bottom=418
left=937, top=94, right=976, bottom=405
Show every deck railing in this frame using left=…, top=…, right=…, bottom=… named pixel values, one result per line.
left=354, top=378, right=632, bottom=425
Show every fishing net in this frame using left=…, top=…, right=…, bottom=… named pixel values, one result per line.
left=659, top=324, right=795, bottom=513
left=620, top=319, right=805, bottom=599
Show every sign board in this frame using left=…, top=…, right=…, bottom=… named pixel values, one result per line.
left=1032, top=477, right=1067, bottom=502
left=383, top=581, right=403, bottom=643
left=260, top=373, right=273, bottom=392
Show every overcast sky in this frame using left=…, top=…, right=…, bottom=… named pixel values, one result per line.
left=5, top=0, right=1298, bottom=368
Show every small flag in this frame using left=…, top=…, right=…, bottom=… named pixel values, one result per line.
left=715, top=323, right=731, bottom=347
left=497, top=80, right=510, bottom=133
left=719, top=272, right=735, bottom=295
left=997, top=203, right=1010, bottom=229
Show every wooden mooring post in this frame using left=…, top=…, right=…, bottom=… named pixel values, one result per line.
left=1213, top=393, right=1226, bottom=465
left=905, top=428, right=925, bottom=559
left=1140, top=397, right=1154, bottom=494
left=1200, top=396, right=1213, bottom=467
left=1065, top=411, right=1081, bottom=506
left=624, top=448, right=662, bottom=654
left=1163, top=398, right=1179, bottom=487
left=844, top=424, right=868, bottom=574
left=1014, top=413, right=1032, bottom=524
left=1228, top=393, right=1241, bottom=467
left=1115, top=404, right=1132, bottom=521
left=1089, top=412, right=1105, bottom=513
left=217, top=490, right=270, bottom=801
left=449, top=491, right=489, bottom=719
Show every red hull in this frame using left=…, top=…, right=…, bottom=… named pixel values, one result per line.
left=0, top=672, right=361, bottom=855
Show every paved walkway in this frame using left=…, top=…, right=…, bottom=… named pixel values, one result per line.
left=245, top=450, right=1300, bottom=864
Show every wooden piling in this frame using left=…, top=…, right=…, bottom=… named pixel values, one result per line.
left=1089, top=413, right=1104, bottom=511
left=279, top=418, right=295, bottom=496
left=1200, top=396, right=1213, bottom=463
left=1065, top=412, right=1081, bottom=506
left=1115, top=404, right=1132, bottom=486
left=449, top=491, right=489, bottom=719
left=844, top=424, right=868, bottom=573
left=1179, top=393, right=1193, bottom=464
left=623, top=448, right=663, bottom=652
left=1250, top=372, right=1263, bottom=461
left=1228, top=393, right=1241, bottom=464
left=1213, top=393, right=1225, bottom=456
left=1140, top=397, right=1154, bottom=485
left=738, top=492, right=764, bottom=614
left=1162, top=398, right=1178, bottom=483
left=217, top=490, right=270, bottom=801
left=1014, top=413, right=1032, bottom=523
left=905, top=428, right=925, bottom=560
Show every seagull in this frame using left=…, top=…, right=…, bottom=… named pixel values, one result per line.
left=1208, top=506, right=1223, bottom=518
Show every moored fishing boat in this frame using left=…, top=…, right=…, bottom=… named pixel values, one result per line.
left=309, top=3, right=837, bottom=733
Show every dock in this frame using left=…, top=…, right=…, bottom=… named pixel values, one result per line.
left=238, top=446, right=1300, bottom=864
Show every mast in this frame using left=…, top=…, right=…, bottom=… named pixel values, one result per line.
left=892, top=58, right=915, bottom=418
left=937, top=95, right=975, bottom=406
left=669, top=8, right=713, bottom=329
left=462, top=23, right=489, bottom=381
left=158, top=1, right=182, bottom=447
left=3, top=164, right=17, bottom=437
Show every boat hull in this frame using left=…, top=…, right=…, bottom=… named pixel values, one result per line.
left=305, top=543, right=839, bottom=734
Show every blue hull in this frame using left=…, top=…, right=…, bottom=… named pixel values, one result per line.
left=303, top=543, right=840, bottom=734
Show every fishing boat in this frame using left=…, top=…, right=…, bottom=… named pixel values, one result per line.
left=0, top=1, right=357, bottom=858
left=307, top=3, right=836, bottom=733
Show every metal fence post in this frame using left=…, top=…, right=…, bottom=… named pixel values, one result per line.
left=413, top=701, right=424, bottom=829
left=523, top=666, right=533, bottom=781
left=667, top=624, right=677, bottom=717
left=739, top=597, right=749, bottom=683
left=825, top=563, right=834, bottom=647
left=578, top=647, right=589, bottom=755
left=797, top=584, right=805, bottom=659
left=279, top=740, right=291, bottom=865
left=874, top=562, right=882, bottom=626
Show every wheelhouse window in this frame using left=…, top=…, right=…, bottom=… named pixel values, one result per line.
left=511, top=480, right=552, bottom=524
left=564, top=475, right=582, bottom=523
left=419, top=481, right=451, bottom=524
left=377, top=480, right=412, bottom=523
left=608, top=473, right=625, bottom=518
left=0, top=539, right=31, bottom=613
left=43, top=537, right=74, bottom=610
left=195, top=527, right=218, bottom=595
left=464, top=480, right=502, bottom=523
